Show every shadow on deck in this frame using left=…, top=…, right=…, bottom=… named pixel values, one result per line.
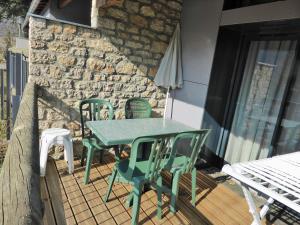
left=41, top=152, right=256, bottom=225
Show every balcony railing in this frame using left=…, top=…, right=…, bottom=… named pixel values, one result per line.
left=0, top=82, right=43, bottom=225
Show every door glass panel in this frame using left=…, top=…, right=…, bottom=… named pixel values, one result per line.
left=274, top=60, right=300, bottom=155
left=225, top=40, right=298, bottom=164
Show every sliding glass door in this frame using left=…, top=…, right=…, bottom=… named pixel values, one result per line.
left=225, top=40, right=298, bottom=163
left=274, top=56, right=300, bottom=156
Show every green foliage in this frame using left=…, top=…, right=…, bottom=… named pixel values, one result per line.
left=0, top=26, right=15, bottom=64
left=0, top=0, right=29, bottom=21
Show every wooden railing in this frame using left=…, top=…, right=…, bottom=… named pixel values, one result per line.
left=0, top=83, right=43, bottom=225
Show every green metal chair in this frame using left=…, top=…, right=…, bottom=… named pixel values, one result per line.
left=122, top=97, right=152, bottom=155
left=79, top=98, right=114, bottom=184
left=166, top=130, right=210, bottom=213
left=104, top=134, right=173, bottom=225
left=125, top=97, right=152, bottom=119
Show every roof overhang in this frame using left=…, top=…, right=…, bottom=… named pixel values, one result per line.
left=22, top=0, right=49, bottom=30
left=59, top=0, right=73, bottom=8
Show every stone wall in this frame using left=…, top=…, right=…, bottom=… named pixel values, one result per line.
left=28, top=0, right=182, bottom=139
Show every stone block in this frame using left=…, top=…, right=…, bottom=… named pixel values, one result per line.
left=130, top=15, right=148, bottom=28
left=70, top=47, right=87, bottom=57
left=127, top=25, right=139, bottom=34
left=48, top=24, right=63, bottom=34
left=137, top=65, right=148, bottom=75
left=88, top=49, right=105, bottom=59
left=150, top=19, right=165, bottom=32
left=121, top=75, right=131, bottom=83
left=30, top=65, right=41, bottom=76
left=140, top=6, right=155, bottom=17
left=125, top=1, right=139, bottom=13
left=56, top=33, right=75, bottom=42
left=108, top=8, right=128, bottom=21
left=31, top=77, right=50, bottom=87
left=116, top=61, right=135, bottom=75
left=168, top=1, right=182, bottom=11
left=117, top=22, right=125, bottom=31
left=33, top=31, right=54, bottom=41
left=149, top=99, right=158, bottom=107
left=98, top=18, right=116, bottom=29
left=49, top=65, right=63, bottom=79
left=125, top=41, right=143, bottom=49
left=87, top=58, right=106, bottom=71
left=104, top=53, right=123, bottom=64
left=66, top=68, right=85, bottom=80
left=30, top=40, right=46, bottom=49
left=76, top=58, right=86, bottom=67
left=72, top=38, right=87, bottom=47
left=31, top=50, right=56, bottom=64
left=102, top=64, right=116, bottom=75
left=30, top=17, right=47, bottom=29
left=144, top=58, right=158, bottom=66
left=151, top=41, right=168, bottom=54
left=63, top=25, right=77, bottom=34
left=129, top=56, right=143, bottom=63
left=57, top=55, right=77, bottom=68
left=87, top=39, right=118, bottom=52
left=106, top=0, right=124, bottom=7
left=48, top=41, right=69, bottom=53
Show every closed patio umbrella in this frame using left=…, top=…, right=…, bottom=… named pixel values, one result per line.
left=154, top=23, right=183, bottom=119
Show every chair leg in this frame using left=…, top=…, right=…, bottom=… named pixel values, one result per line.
left=131, top=181, right=143, bottom=225
left=170, top=171, right=181, bottom=213
left=99, top=150, right=104, bottom=163
left=63, top=136, right=74, bottom=174
left=40, top=140, right=51, bottom=177
left=83, top=146, right=94, bottom=185
left=104, top=169, right=117, bottom=203
left=156, top=176, right=163, bottom=219
left=81, top=146, right=86, bottom=167
left=191, top=167, right=197, bottom=207
left=125, top=191, right=134, bottom=208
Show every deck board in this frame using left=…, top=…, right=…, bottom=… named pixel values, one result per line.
left=41, top=152, right=259, bottom=225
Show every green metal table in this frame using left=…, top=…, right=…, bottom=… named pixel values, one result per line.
left=86, top=118, right=196, bottom=146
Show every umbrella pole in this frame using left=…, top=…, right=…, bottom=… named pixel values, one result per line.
left=163, top=87, right=170, bottom=119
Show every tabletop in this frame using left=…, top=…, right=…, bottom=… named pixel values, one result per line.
left=86, top=118, right=196, bottom=146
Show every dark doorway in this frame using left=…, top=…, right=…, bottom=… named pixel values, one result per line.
left=203, top=20, right=300, bottom=167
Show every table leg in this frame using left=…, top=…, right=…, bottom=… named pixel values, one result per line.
left=260, top=197, right=274, bottom=219
left=241, top=185, right=262, bottom=225
left=114, top=145, right=121, bottom=162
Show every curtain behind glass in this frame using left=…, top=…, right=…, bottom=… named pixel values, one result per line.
left=275, top=56, right=300, bottom=155
left=225, top=40, right=297, bottom=164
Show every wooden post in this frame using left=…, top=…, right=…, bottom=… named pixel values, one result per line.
left=0, top=83, right=43, bottom=225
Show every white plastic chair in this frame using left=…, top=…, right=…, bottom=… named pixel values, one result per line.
left=40, top=128, right=74, bottom=176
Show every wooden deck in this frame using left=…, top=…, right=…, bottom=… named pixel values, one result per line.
left=41, top=152, right=259, bottom=225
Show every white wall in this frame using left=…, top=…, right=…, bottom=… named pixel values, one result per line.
left=169, top=0, right=224, bottom=129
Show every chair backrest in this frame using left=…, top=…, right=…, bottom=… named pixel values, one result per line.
left=167, top=130, right=210, bottom=173
left=124, top=135, right=173, bottom=182
left=125, top=98, right=152, bottom=119
left=79, top=98, right=114, bottom=138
